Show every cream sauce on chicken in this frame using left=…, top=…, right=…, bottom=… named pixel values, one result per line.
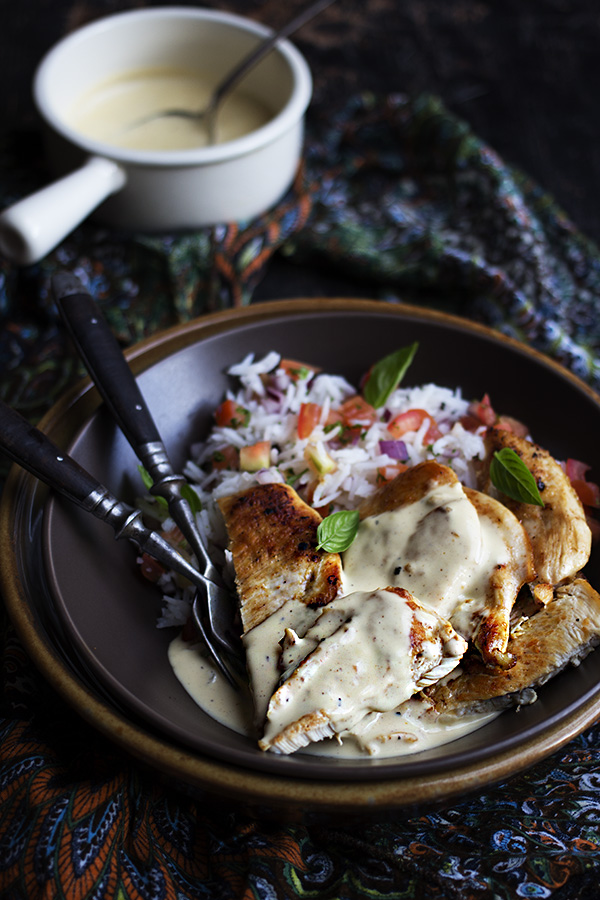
left=168, top=474, right=517, bottom=757
left=168, top=634, right=498, bottom=758
left=66, top=66, right=272, bottom=151
left=343, top=480, right=512, bottom=640
left=259, top=589, right=468, bottom=753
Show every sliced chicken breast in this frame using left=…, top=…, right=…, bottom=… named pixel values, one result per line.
left=425, top=577, right=600, bottom=715
left=358, top=459, right=459, bottom=519
left=480, top=428, right=591, bottom=586
left=218, top=482, right=343, bottom=634
left=460, top=488, right=535, bottom=666
left=344, top=460, right=535, bottom=666
left=259, top=587, right=468, bottom=754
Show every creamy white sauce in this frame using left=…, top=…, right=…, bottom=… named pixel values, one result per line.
left=243, top=597, right=323, bottom=724
left=260, top=589, right=468, bottom=753
left=168, top=634, right=255, bottom=735
left=168, top=478, right=509, bottom=758
left=302, top=697, right=498, bottom=758
left=169, top=633, right=497, bottom=758
left=66, top=66, right=272, bottom=151
left=343, top=480, right=511, bottom=640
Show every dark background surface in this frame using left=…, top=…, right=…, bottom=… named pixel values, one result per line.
left=2, top=0, right=600, bottom=299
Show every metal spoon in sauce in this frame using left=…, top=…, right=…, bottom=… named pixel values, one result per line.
left=124, top=0, right=336, bottom=144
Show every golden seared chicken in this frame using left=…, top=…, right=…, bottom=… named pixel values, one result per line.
left=462, top=488, right=535, bottom=665
left=259, top=587, right=468, bottom=754
left=479, top=428, right=591, bottom=587
left=358, top=459, right=457, bottom=518
left=425, top=577, right=600, bottom=715
left=343, top=461, right=535, bottom=666
left=218, top=482, right=343, bottom=634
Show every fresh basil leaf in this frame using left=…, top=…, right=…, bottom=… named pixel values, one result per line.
left=489, top=448, right=544, bottom=506
left=316, top=509, right=360, bottom=553
left=138, top=464, right=201, bottom=514
left=180, top=482, right=202, bottom=516
left=286, top=467, right=309, bottom=486
left=363, top=342, right=419, bottom=408
left=137, top=465, right=169, bottom=509
left=138, top=464, right=154, bottom=491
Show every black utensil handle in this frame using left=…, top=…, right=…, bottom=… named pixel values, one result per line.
left=0, top=401, right=217, bottom=593
left=57, top=289, right=162, bottom=451
left=0, top=400, right=106, bottom=509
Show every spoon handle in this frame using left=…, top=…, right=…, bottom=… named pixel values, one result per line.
left=212, top=0, right=336, bottom=108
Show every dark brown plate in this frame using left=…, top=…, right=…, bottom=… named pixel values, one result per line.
left=2, top=298, right=600, bottom=817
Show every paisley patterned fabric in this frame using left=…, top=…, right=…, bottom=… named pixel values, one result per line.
left=2, top=93, right=600, bottom=899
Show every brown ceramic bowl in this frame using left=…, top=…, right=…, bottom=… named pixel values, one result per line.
left=2, top=298, right=600, bottom=820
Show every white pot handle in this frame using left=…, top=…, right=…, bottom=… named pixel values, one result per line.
left=0, top=156, right=127, bottom=266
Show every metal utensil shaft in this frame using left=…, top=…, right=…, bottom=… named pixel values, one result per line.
left=53, top=272, right=241, bottom=680
left=0, top=400, right=207, bottom=590
left=53, top=273, right=217, bottom=574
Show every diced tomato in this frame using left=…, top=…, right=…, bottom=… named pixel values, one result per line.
left=424, top=421, right=443, bottom=443
left=466, top=394, right=529, bottom=436
left=468, top=393, right=496, bottom=426
left=215, top=399, right=249, bottom=428
left=325, top=408, right=343, bottom=426
left=566, top=458, right=591, bottom=482
left=388, top=408, right=428, bottom=437
left=571, top=479, right=600, bottom=508
left=565, top=458, right=600, bottom=509
left=162, top=525, right=186, bottom=548
left=139, top=553, right=166, bottom=583
left=376, top=462, right=409, bottom=484
left=239, top=441, right=271, bottom=472
left=338, top=395, right=378, bottom=427
left=495, top=415, right=530, bottom=437
left=297, top=402, right=322, bottom=439
left=388, top=408, right=441, bottom=443
left=210, top=444, right=239, bottom=471
left=459, top=413, right=483, bottom=433
left=279, top=359, right=320, bottom=381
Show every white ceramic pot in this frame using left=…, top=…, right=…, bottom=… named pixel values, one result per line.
left=0, top=6, right=312, bottom=265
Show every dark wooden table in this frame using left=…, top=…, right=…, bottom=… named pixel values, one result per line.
left=2, top=0, right=600, bottom=298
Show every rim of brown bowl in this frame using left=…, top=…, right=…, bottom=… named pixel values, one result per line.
left=2, top=297, right=600, bottom=820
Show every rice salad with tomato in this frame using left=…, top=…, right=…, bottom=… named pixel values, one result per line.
left=148, top=345, right=529, bottom=627
left=185, top=347, right=493, bottom=511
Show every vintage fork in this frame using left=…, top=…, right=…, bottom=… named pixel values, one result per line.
left=51, top=272, right=242, bottom=683
left=0, top=398, right=240, bottom=686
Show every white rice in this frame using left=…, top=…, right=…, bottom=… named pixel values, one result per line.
left=155, top=351, right=487, bottom=626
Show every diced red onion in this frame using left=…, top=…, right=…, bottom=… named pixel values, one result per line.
left=379, top=439, right=408, bottom=461
left=271, top=371, right=290, bottom=392
left=266, top=386, right=284, bottom=402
